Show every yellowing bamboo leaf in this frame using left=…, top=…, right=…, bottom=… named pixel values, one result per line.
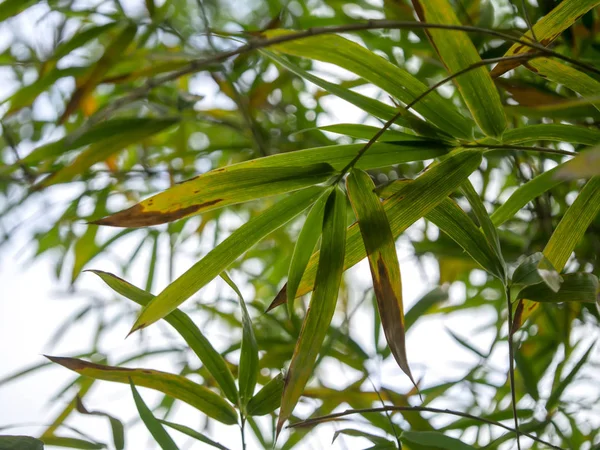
left=130, top=187, right=324, bottom=332
left=411, top=0, right=506, bottom=137
left=269, top=149, right=482, bottom=311
left=525, top=58, right=600, bottom=111
left=88, top=270, right=239, bottom=404
left=491, top=0, right=600, bottom=77
left=95, top=163, right=334, bottom=227
left=46, top=356, right=238, bottom=425
left=346, top=168, right=416, bottom=386
left=277, top=187, right=347, bottom=435
left=263, top=30, right=473, bottom=139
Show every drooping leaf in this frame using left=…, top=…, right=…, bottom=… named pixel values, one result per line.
left=400, top=431, right=476, bottom=450
left=46, top=356, right=238, bottom=425
left=270, top=149, right=483, bottom=309
left=0, top=436, right=44, bottom=450
left=517, top=272, right=598, bottom=304
left=277, top=187, right=347, bottom=435
left=512, top=252, right=563, bottom=292
left=159, top=421, right=228, bottom=450
left=75, top=398, right=124, bottom=450
left=221, top=272, right=258, bottom=408
left=129, top=380, right=179, bottom=450
left=411, top=0, right=506, bottom=137
left=263, top=30, right=473, bottom=139
left=346, top=168, right=415, bottom=385
left=332, top=429, right=392, bottom=446
left=96, top=141, right=447, bottom=227
left=287, top=188, right=330, bottom=311
left=246, top=372, right=285, bottom=416
left=491, top=0, right=600, bottom=77
left=131, top=186, right=324, bottom=331
left=87, top=270, right=239, bottom=404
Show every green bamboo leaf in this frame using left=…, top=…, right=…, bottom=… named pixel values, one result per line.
left=332, top=429, right=392, bottom=446
left=75, top=398, right=124, bottom=450
left=263, top=30, right=473, bottom=139
left=318, top=123, right=431, bottom=142
left=460, top=180, right=505, bottom=280
left=411, top=0, right=506, bottom=137
left=287, top=188, right=330, bottom=313
left=46, top=356, right=238, bottom=425
left=277, top=187, right=347, bottom=435
left=438, top=408, right=534, bottom=432
left=546, top=343, right=595, bottom=410
left=346, top=168, right=415, bottom=385
left=263, top=50, right=452, bottom=140
left=269, top=149, right=483, bottom=310
left=131, top=186, right=324, bottom=331
left=246, top=373, right=285, bottom=416
left=0, top=436, right=44, bottom=450
left=491, top=0, right=600, bottom=77
left=159, top=421, right=228, bottom=450
left=517, top=272, right=598, bottom=304
left=491, top=165, right=564, bottom=227
left=404, top=288, right=449, bottom=331
left=22, top=118, right=179, bottom=165
left=526, top=58, right=600, bottom=111
left=515, top=349, right=540, bottom=401
left=129, top=380, right=179, bottom=450
left=512, top=252, right=563, bottom=292
left=87, top=270, right=239, bottom=404
left=221, top=272, right=258, bottom=408
left=39, top=436, right=105, bottom=449
left=97, top=140, right=447, bottom=227
left=556, top=148, right=600, bottom=179
left=500, top=124, right=600, bottom=145
left=400, top=431, right=475, bottom=450
left=53, top=22, right=119, bottom=61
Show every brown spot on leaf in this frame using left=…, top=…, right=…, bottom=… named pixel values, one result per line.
left=92, top=199, right=223, bottom=228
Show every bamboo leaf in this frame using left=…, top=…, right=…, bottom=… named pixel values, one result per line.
left=221, top=272, right=258, bottom=408
left=525, top=58, right=600, bottom=111
left=318, top=124, right=431, bottom=142
left=46, top=356, right=238, bottom=425
left=87, top=270, right=239, bottom=404
left=512, top=252, right=563, bottom=292
left=246, top=372, right=285, bottom=416
left=39, top=436, right=105, bottom=449
left=96, top=141, right=447, bottom=227
left=411, top=0, right=506, bottom=137
left=277, top=187, right=347, bottom=435
left=159, top=421, right=228, bottom=450
left=287, top=188, right=330, bottom=312
left=400, top=431, right=476, bottom=450
left=263, top=30, right=473, bottom=139
left=269, top=149, right=483, bottom=310
left=546, top=343, right=595, bottom=410
left=346, top=168, right=415, bottom=385
left=129, top=380, right=179, bottom=450
left=500, top=124, right=600, bottom=145
left=491, top=0, right=600, bottom=77
left=517, top=272, right=598, bottom=304
left=75, top=398, right=125, bottom=450
left=0, top=436, right=44, bottom=450
left=556, top=148, right=600, bottom=179
left=131, top=186, right=324, bottom=331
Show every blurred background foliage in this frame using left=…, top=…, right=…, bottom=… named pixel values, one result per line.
left=1, top=0, right=600, bottom=449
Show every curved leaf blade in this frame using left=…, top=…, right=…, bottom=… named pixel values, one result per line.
left=159, top=421, right=228, bottom=450
left=401, top=431, right=476, bottom=449
left=246, top=373, right=285, bottom=416
left=517, top=272, right=598, bottom=304
left=500, top=124, right=600, bottom=145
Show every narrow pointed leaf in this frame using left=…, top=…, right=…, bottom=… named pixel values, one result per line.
left=246, top=372, right=285, bottom=416
left=525, top=58, right=600, bottom=111
left=129, top=380, right=179, bottom=450
left=39, top=436, right=105, bottom=449
left=0, top=436, right=43, bottom=450
left=221, top=273, right=258, bottom=408
left=263, top=30, right=473, bottom=139
left=400, top=431, right=476, bottom=450
left=517, top=272, right=598, bottom=304
left=47, top=356, right=238, bottom=425
left=500, top=124, right=600, bottom=145
left=88, top=270, right=239, bottom=404
left=131, top=186, right=324, bottom=331
left=512, top=252, right=563, bottom=292
left=346, top=168, right=415, bottom=385
left=75, top=398, right=124, bottom=450
left=96, top=164, right=334, bottom=227
left=277, top=187, right=347, bottom=434
left=546, top=343, right=595, bottom=410
left=411, top=0, right=506, bottom=136
left=159, top=421, right=228, bottom=450
left=318, top=124, right=430, bottom=142
left=287, top=188, right=329, bottom=310
left=491, top=0, right=600, bottom=77
left=270, top=149, right=483, bottom=309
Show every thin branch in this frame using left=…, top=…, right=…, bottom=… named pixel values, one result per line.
left=505, top=286, right=522, bottom=450
left=519, top=0, right=538, bottom=43
left=465, top=143, right=578, bottom=157
left=288, top=405, right=562, bottom=449
left=88, top=20, right=600, bottom=123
